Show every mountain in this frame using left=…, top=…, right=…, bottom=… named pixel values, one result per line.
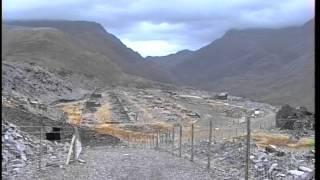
left=3, top=20, right=174, bottom=84
left=2, top=24, right=124, bottom=85
left=146, top=50, right=193, bottom=68
left=3, top=19, right=314, bottom=110
left=166, top=19, right=314, bottom=111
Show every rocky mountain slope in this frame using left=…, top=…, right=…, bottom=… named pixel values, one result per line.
left=3, top=20, right=174, bottom=85
left=3, top=19, right=314, bottom=111
left=2, top=24, right=124, bottom=85
left=2, top=61, right=87, bottom=104
left=159, top=19, right=314, bottom=111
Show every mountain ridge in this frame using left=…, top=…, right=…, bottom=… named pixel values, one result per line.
left=155, top=18, right=315, bottom=111
left=145, top=49, right=193, bottom=68
left=2, top=18, right=314, bottom=111
left=4, top=20, right=175, bottom=84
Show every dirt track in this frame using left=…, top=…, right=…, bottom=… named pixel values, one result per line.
left=16, top=147, right=212, bottom=180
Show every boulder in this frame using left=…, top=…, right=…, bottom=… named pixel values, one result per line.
left=265, top=145, right=285, bottom=156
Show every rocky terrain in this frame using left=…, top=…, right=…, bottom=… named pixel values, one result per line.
left=2, top=51, right=315, bottom=180
left=150, top=19, right=315, bottom=111
left=2, top=62, right=314, bottom=179
left=276, top=104, right=314, bottom=133
left=3, top=21, right=175, bottom=84
left=2, top=61, right=84, bottom=104
left=4, top=19, right=315, bottom=111
left=2, top=19, right=315, bottom=180
left=2, top=122, right=71, bottom=180
left=165, top=137, right=315, bottom=179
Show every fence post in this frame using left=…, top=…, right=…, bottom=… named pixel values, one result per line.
left=172, top=127, right=175, bottom=155
left=156, top=131, right=159, bottom=149
left=73, top=127, right=79, bottom=160
left=221, top=130, right=224, bottom=139
left=133, top=137, right=135, bottom=148
left=191, top=123, right=194, bottom=162
left=150, top=136, right=152, bottom=149
left=128, top=134, right=130, bottom=148
left=245, top=115, right=251, bottom=180
left=165, top=131, right=167, bottom=150
left=162, top=133, right=165, bottom=144
left=179, top=124, right=182, bottom=158
left=38, top=119, right=43, bottom=170
left=135, top=112, right=138, bottom=121
left=213, top=129, right=216, bottom=144
left=147, top=136, right=150, bottom=148
left=207, top=120, right=212, bottom=169
left=168, top=130, right=170, bottom=151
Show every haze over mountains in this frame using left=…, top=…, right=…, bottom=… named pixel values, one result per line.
left=2, top=19, right=314, bottom=111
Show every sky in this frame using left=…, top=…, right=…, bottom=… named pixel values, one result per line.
left=3, top=0, right=315, bottom=57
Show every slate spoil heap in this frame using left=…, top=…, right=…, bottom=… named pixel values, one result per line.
left=2, top=122, right=36, bottom=178
left=172, top=138, right=314, bottom=179
left=2, top=122, right=71, bottom=179
left=276, top=105, right=314, bottom=133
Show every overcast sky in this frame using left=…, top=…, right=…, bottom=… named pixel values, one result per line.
left=3, top=0, right=315, bottom=57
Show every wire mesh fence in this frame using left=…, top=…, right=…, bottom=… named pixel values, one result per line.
left=11, top=110, right=279, bottom=180
left=5, top=124, right=74, bottom=174
left=150, top=114, right=280, bottom=179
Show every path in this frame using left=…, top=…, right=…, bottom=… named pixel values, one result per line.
left=16, top=147, right=212, bottom=180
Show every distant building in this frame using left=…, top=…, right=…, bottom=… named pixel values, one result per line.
left=91, top=93, right=102, bottom=99
left=214, top=92, right=228, bottom=100
left=85, top=101, right=101, bottom=108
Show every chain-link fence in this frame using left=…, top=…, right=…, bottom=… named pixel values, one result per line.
left=23, top=125, right=74, bottom=170
left=150, top=113, right=281, bottom=179
left=8, top=110, right=314, bottom=180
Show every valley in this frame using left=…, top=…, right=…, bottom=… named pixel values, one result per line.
left=2, top=18, right=315, bottom=180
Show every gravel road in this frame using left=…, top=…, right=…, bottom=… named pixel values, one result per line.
left=16, top=147, right=212, bottom=180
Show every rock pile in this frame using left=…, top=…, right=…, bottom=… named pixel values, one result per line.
left=224, top=107, right=244, bottom=118
left=169, top=138, right=314, bottom=179
left=250, top=146, right=314, bottom=179
left=2, top=62, right=78, bottom=104
left=2, top=122, right=37, bottom=177
left=2, top=122, right=72, bottom=179
left=276, top=105, right=314, bottom=131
